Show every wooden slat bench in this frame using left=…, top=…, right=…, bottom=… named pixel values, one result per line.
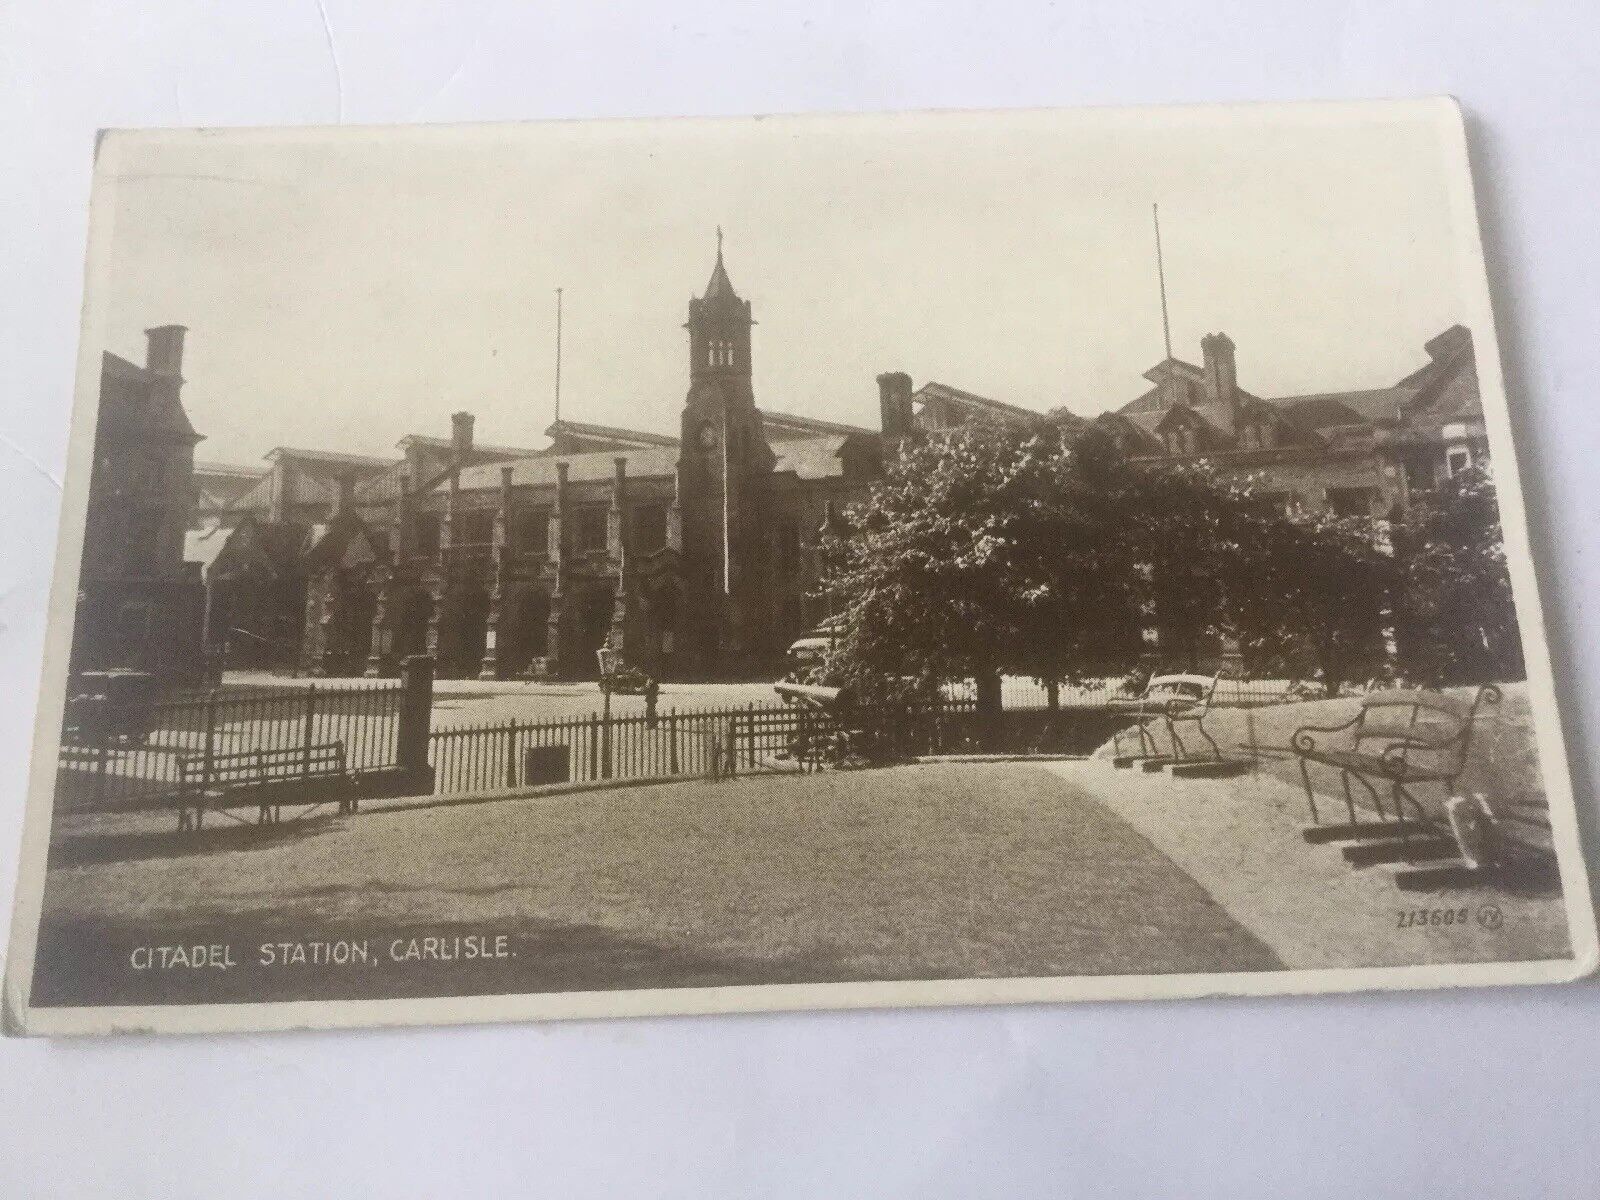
left=175, top=741, right=353, bottom=831
left=1291, top=685, right=1501, bottom=856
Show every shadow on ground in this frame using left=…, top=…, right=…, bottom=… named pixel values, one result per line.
left=49, top=819, right=342, bottom=869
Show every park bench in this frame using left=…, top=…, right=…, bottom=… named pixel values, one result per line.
left=772, top=682, right=861, bottom=771
left=1291, top=684, right=1501, bottom=861
left=175, top=741, right=353, bottom=831
left=1109, top=673, right=1223, bottom=771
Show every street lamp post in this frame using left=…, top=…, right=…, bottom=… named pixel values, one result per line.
left=596, top=644, right=617, bottom=778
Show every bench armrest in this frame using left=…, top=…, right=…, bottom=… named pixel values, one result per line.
left=1291, top=713, right=1361, bottom=755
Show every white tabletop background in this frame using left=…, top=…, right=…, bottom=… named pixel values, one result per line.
left=3, top=4, right=1598, bottom=1196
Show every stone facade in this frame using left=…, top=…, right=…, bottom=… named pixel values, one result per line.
left=72, top=326, right=206, bottom=680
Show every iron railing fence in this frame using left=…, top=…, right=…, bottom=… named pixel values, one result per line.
left=55, top=681, right=405, bottom=814
left=53, top=670, right=1310, bottom=812
left=428, top=698, right=987, bottom=796
left=426, top=676, right=1310, bottom=799
left=942, top=676, right=1298, bottom=711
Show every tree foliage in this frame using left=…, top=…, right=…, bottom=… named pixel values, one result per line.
left=818, top=421, right=1403, bottom=703
left=817, top=425, right=1152, bottom=705
left=1392, top=464, right=1523, bottom=685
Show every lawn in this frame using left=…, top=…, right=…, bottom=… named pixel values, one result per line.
left=31, top=763, right=1280, bottom=1006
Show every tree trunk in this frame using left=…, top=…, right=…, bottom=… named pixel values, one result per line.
left=975, top=670, right=1002, bottom=751
left=1317, top=637, right=1344, bottom=698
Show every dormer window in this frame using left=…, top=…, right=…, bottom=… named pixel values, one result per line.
left=1238, top=419, right=1274, bottom=450
left=1165, top=424, right=1197, bottom=455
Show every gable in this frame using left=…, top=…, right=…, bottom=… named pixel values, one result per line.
left=210, top=517, right=298, bottom=579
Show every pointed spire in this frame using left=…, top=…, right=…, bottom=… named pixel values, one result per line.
left=703, top=226, right=739, bottom=301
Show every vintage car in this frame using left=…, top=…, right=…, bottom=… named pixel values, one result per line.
left=784, top=614, right=846, bottom=672
left=62, top=669, right=160, bottom=745
left=595, top=647, right=655, bottom=697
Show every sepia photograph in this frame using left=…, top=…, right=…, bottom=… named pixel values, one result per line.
left=4, top=99, right=1594, bottom=1036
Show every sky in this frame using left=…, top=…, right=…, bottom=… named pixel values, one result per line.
left=90, top=102, right=1476, bottom=467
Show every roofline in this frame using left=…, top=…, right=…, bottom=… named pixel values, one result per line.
left=440, top=443, right=687, bottom=489
left=542, top=419, right=680, bottom=447
left=264, top=447, right=396, bottom=468
left=194, top=461, right=269, bottom=477
left=758, top=408, right=878, bottom=437
left=101, top=350, right=148, bottom=378
left=395, top=434, right=541, bottom=456
left=1140, top=357, right=1204, bottom=385
left=915, top=381, right=1043, bottom=421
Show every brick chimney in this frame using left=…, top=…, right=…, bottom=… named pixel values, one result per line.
left=1201, top=333, right=1238, bottom=414
left=144, top=324, right=187, bottom=378
left=450, top=411, right=475, bottom=461
left=877, top=371, right=914, bottom=439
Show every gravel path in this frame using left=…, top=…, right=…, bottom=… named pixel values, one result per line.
left=1052, top=758, right=1571, bottom=970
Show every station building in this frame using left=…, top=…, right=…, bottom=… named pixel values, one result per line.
left=1093, top=324, right=1487, bottom=516
left=204, top=246, right=930, bottom=679
left=174, top=244, right=1488, bottom=682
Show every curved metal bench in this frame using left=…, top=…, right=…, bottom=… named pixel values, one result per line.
left=1109, top=673, right=1222, bottom=769
left=1292, top=684, right=1501, bottom=848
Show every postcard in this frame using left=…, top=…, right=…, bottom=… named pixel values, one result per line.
left=5, top=99, right=1594, bottom=1036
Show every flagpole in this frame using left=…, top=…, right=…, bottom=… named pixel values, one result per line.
left=554, top=286, right=564, bottom=424
left=1153, top=204, right=1173, bottom=360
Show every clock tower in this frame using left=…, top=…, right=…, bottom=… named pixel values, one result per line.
left=677, top=231, right=775, bottom=676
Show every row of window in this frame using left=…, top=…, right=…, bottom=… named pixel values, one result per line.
left=1162, top=419, right=1276, bottom=456
left=1250, top=487, right=1376, bottom=517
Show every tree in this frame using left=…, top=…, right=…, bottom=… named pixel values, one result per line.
left=1393, top=464, right=1523, bottom=685
left=1119, top=461, right=1264, bottom=671
left=1250, top=506, right=1395, bottom=695
left=1120, top=464, right=1394, bottom=695
left=817, top=423, right=1144, bottom=720
left=819, top=420, right=1399, bottom=712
